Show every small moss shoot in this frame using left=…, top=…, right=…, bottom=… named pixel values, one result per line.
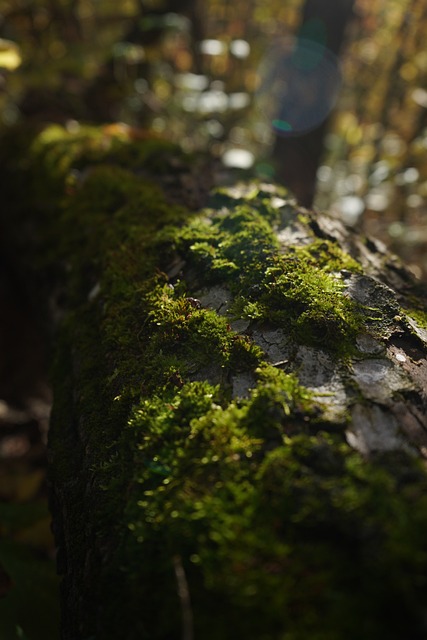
left=405, top=307, right=427, bottom=330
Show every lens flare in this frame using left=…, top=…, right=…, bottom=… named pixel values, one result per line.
left=256, top=36, right=341, bottom=137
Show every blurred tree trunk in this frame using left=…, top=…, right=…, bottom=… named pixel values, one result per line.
left=84, top=0, right=204, bottom=122
left=272, top=0, right=355, bottom=207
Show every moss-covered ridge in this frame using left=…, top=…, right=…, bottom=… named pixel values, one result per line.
left=23, top=125, right=427, bottom=639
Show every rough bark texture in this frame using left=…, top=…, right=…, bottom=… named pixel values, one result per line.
left=4, top=125, right=427, bottom=640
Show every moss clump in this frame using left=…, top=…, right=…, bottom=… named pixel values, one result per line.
left=166, top=203, right=365, bottom=353
left=31, top=123, right=179, bottom=184
left=140, top=283, right=263, bottom=388
left=160, top=201, right=279, bottom=286
left=231, top=244, right=362, bottom=351
left=101, top=413, right=427, bottom=639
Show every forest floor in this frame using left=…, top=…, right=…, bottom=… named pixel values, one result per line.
left=0, top=259, right=59, bottom=640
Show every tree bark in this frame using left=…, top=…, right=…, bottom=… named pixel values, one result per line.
left=4, top=124, right=427, bottom=640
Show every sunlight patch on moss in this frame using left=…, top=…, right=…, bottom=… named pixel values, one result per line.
left=405, top=307, right=427, bottom=330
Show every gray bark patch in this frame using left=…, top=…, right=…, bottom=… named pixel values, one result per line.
left=347, top=404, right=415, bottom=454
left=251, top=327, right=292, bottom=364
left=351, top=358, right=412, bottom=402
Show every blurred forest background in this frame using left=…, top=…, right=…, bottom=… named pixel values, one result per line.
left=1, top=0, right=427, bottom=277
left=1, top=0, right=427, bottom=638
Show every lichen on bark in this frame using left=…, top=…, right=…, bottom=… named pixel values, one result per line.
left=12, top=125, right=427, bottom=639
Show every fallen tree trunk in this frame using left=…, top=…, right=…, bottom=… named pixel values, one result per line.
left=5, top=124, right=427, bottom=639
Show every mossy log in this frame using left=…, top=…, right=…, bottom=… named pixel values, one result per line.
left=6, top=125, right=427, bottom=639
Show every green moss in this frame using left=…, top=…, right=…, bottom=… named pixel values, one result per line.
left=161, top=201, right=279, bottom=288
left=101, top=415, right=427, bottom=639
left=32, top=123, right=179, bottom=176
left=228, top=241, right=363, bottom=353
left=138, top=283, right=263, bottom=387
left=95, top=369, right=316, bottom=637
left=28, top=123, right=182, bottom=215
left=405, top=307, right=427, bottom=330
left=163, top=203, right=365, bottom=354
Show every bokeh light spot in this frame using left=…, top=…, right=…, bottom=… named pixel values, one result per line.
left=230, top=39, right=250, bottom=59
left=272, top=119, right=292, bottom=133
left=257, top=36, right=341, bottom=138
left=222, top=148, right=254, bottom=169
left=200, top=39, right=226, bottom=56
